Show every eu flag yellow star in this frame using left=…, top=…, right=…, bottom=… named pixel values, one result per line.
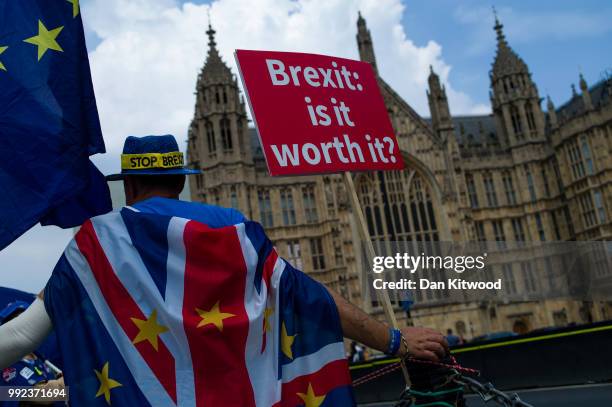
left=196, top=301, right=235, bottom=332
left=24, top=20, right=64, bottom=61
left=263, top=307, right=274, bottom=332
left=131, top=309, right=169, bottom=351
left=0, top=46, right=7, bottom=71
left=94, top=362, right=122, bottom=405
left=67, top=0, right=80, bottom=18
left=281, top=322, right=296, bottom=359
left=297, top=383, right=326, bottom=407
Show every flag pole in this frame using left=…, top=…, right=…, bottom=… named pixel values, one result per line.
left=343, top=171, right=412, bottom=387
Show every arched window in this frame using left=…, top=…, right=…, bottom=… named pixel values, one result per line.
left=358, top=170, right=445, bottom=305
left=257, top=189, right=273, bottom=227
left=280, top=188, right=296, bottom=225
left=510, top=105, right=522, bottom=137
left=302, top=185, right=318, bottom=223
left=220, top=117, right=232, bottom=152
left=230, top=186, right=238, bottom=209
left=525, top=102, right=536, bottom=131
left=359, top=171, right=440, bottom=242
left=205, top=120, right=216, bottom=155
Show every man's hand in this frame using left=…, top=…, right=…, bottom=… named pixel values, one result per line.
left=399, top=326, right=448, bottom=361
left=326, top=287, right=448, bottom=361
left=32, top=377, right=65, bottom=405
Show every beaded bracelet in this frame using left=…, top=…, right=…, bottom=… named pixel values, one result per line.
left=386, top=328, right=402, bottom=356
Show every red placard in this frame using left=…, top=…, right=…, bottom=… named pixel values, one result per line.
left=235, top=50, right=404, bottom=176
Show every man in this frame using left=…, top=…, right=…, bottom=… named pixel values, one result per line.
left=446, top=329, right=462, bottom=347
left=348, top=341, right=366, bottom=364
left=0, top=135, right=447, bottom=385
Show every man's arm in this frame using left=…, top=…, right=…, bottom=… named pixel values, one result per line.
left=0, top=296, right=52, bottom=368
left=326, top=288, right=447, bottom=361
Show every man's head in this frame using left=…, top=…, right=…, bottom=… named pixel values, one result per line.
left=123, top=174, right=186, bottom=205
left=106, top=135, right=200, bottom=205
left=446, top=329, right=453, bottom=335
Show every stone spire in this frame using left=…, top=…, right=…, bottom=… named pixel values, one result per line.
left=493, top=7, right=505, bottom=42
left=428, top=65, right=442, bottom=89
left=579, top=73, right=587, bottom=90
left=206, top=24, right=220, bottom=60
left=491, top=14, right=529, bottom=79
left=201, top=22, right=232, bottom=83
left=356, top=11, right=378, bottom=73
left=427, top=65, right=452, bottom=134
left=489, top=11, right=545, bottom=146
left=547, top=95, right=558, bottom=127
left=193, top=18, right=249, bottom=166
left=579, top=73, right=593, bottom=110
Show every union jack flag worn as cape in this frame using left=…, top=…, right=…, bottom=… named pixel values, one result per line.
left=44, top=208, right=355, bottom=406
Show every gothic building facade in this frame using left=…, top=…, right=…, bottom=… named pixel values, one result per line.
left=187, top=15, right=612, bottom=340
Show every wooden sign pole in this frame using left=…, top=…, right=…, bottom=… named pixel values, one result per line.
left=343, top=171, right=412, bottom=387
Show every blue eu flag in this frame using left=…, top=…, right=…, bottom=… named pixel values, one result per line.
left=0, top=0, right=111, bottom=250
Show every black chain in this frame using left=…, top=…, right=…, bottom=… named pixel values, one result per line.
left=453, top=373, right=534, bottom=407
left=393, top=370, right=534, bottom=407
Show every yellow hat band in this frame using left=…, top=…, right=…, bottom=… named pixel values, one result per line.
left=121, top=152, right=185, bottom=170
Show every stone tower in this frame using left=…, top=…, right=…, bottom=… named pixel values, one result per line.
left=487, top=13, right=572, bottom=244
left=489, top=15, right=545, bottom=147
left=427, top=65, right=452, bottom=136
left=356, top=11, right=377, bottom=72
left=188, top=23, right=254, bottom=214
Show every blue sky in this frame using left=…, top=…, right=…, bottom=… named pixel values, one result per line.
left=399, top=0, right=612, bottom=110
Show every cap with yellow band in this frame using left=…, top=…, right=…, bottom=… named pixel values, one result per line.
left=106, top=135, right=201, bottom=181
left=121, top=152, right=185, bottom=171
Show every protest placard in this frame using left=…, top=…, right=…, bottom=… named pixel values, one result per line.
left=235, top=50, right=404, bottom=176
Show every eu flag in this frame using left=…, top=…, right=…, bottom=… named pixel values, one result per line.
left=0, top=0, right=111, bottom=250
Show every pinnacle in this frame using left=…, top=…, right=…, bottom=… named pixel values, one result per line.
left=201, top=22, right=233, bottom=83
left=491, top=14, right=528, bottom=79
